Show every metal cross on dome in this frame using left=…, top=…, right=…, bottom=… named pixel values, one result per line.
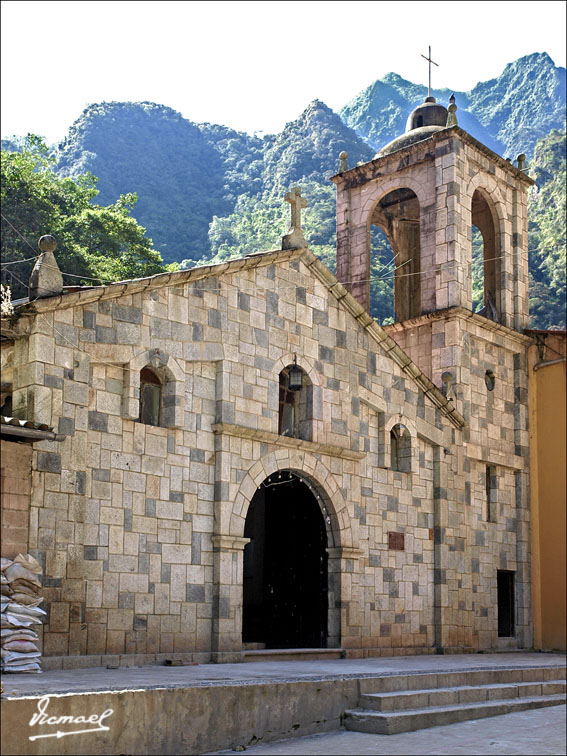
left=421, top=45, right=439, bottom=98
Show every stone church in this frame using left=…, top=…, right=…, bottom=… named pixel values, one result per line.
left=0, top=95, right=535, bottom=666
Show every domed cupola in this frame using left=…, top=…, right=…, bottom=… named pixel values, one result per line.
left=405, top=96, right=448, bottom=131
left=376, top=96, right=449, bottom=158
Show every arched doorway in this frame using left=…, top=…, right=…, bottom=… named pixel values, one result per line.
left=242, top=471, right=328, bottom=649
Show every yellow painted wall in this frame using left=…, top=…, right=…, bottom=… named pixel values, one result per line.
left=529, top=336, right=566, bottom=651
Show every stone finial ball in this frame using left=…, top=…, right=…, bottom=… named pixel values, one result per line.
left=339, top=151, right=348, bottom=160
left=38, top=235, right=57, bottom=253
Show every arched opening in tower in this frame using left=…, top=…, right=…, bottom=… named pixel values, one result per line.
left=471, top=224, right=484, bottom=313
left=369, top=188, right=421, bottom=323
left=242, top=471, right=328, bottom=649
left=471, top=189, right=500, bottom=321
left=369, top=225, right=396, bottom=324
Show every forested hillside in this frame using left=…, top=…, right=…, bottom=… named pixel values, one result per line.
left=2, top=53, right=565, bottom=327
left=54, top=102, right=235, bottom=264
left=527, top=130, right=566, bottom=328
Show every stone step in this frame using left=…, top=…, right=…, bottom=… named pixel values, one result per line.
left=242, top=647, right=344, bottom=663
left=360, top=680, right=567, bottom=711
left=344, top=694, right=567, bottom=735
left=358, top=665, right=567, bottom=694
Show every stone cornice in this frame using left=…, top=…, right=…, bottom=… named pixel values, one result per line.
left=330, top=126, right=534, bottom=187
left=385, top=306, right=533, bottom=348
left=464, top=443, right=527, bottom=470
left=211, top=422, right=365, bottom=461
left=3, top=247, right=305, bottom=318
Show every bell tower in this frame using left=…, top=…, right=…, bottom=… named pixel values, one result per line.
left=331, top=94, right=535, bottom=650
left=330, top=96, right=534, bottom=382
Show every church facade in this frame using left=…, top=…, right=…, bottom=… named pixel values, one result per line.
left=0, top=96, right=535, bottom=666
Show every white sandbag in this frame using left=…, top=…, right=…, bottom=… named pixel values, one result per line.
left=1, top=663, right=41, bottom=673
left=7, top=603, right=46, bottom=617
left=8, top=581, right=40, bottom=596
left=10, top=593, right=43, bottom=606
left=0, top=628, right=39, bottom=641
left=2, top=640, right=39, bottom=653
left=14, top=554, right=42, bottom=574
left=1, top=649, right=41, bottom=661
left=4, top=612, right=42, bottom=626
left=4, top=563, right=41, bottom=587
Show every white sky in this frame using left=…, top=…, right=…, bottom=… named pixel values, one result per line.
left=1, top=0, right=566, bottom=144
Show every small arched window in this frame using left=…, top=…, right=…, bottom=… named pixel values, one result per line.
left=278, top=364, right=312, bottom=441
left=139, top=367, right=162, bottom=426
left=390, top=423, right=411, bottom=472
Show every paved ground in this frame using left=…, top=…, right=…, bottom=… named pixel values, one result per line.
left=211, top=704, right=567, bottom=755
left=2, top=652, right=565, bottom=696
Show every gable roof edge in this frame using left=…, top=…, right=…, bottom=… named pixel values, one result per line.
left=4, top=248, right=305, bottom=316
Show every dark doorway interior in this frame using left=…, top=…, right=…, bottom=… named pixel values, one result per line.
left=497, top=570, right=515, bottom=637
left=243, top=472, right=328, bottom=649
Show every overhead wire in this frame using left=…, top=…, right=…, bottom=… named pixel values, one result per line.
left=0, top=213, right=41, bottom=258
left=1, top=209, right=561, bottom=304
left=1, top=248, right=556, bottom=303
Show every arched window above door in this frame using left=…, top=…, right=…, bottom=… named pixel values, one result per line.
left=278, top=364, right=312, bottom=441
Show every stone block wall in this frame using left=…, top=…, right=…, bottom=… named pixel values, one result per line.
left=385, top=313, right=532, bottom=650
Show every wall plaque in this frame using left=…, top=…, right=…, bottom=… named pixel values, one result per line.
left=388, top=531, right=405, bottom=551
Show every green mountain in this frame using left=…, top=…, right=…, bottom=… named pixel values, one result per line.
left=53, top=99, right=373, bottom=265
left=261, top=100, right=374, bottom=191
left=55, top=102, right=236, bottom=264
left=467, top=53, right=566, bottom=159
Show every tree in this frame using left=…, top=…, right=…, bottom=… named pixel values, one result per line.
left=1, top=135, right=172, bottom=300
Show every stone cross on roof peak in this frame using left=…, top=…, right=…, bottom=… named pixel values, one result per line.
left=285, top=186, right=307, bottom=230
left=282, top=187, right=308, bottom=250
